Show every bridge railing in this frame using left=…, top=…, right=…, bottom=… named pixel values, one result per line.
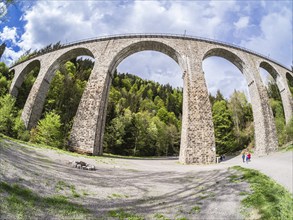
left=9, top=33, right=291, bottom=71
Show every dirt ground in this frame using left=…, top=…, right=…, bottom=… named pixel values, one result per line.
left=0, top=138, right=279, bottom=220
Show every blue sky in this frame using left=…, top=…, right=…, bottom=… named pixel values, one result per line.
left=0, top=0, right=292, bottom=98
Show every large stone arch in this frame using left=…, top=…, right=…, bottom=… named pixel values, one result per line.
left=9, top=59, right=41, bottom=97
left=259, top=61, right=293, bottom=124
left=202, top=48, right=278, bottom=155
left=69, top=40, right=183, bottom=154
left=21, top=47, right=95, bottom=129
left=69, top=39, right=216, bottom=164
left=108, top=41, right=183, bottom=72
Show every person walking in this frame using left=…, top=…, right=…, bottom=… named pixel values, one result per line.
left=242, top=152, right=246, bottom=163
left=247, top=153, right=251, bottom=162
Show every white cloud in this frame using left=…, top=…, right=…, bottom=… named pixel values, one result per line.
left=240, top=7, right=292, bottom=68
left=0, top=26, right=18, bottom=44
left=0, top=46, right=23, bottom=65
left=4, top=0, right=291, bottom=98
left=17, top=0, right=241, bottom=49
left=234, top=17, right=249, bottom=29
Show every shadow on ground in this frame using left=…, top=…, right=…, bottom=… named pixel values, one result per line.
left=0, top=139, right=248, bottom=219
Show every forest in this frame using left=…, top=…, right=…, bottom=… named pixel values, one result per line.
left=0, top=59, right=292, bottom=157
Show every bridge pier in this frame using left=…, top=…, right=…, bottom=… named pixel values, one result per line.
left=246, top=63, right=278, bottom=155
left=179, top=61, right=216, bottom=164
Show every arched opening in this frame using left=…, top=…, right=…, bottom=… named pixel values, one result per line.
left=286, top=72, right=293, bottom=96
left=29, top=48, right=95, bottom=149
left=203, top=49, right=254, bottom=156
left=14, top=60, right=41, bottom=109
left=259, top=62, right=286, bottom=146
left=103, top=42, right=183, bottom=157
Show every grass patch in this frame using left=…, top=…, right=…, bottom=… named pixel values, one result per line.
left=154, top=213, right=170, bottom=220
left=0, top=181, right=91, bottom=219
left=55, top=180, right=70, bottom=191
left=281, top=144, right=293, bottom=151
left=55, top=181, right=81, bottom=198
left=189, top=206, right=201, bottom=214
left=108, top=193, right=129, bottom=199
left=229, top=173, right=242, bottom=183
left=70, top=185, right=80, bottom=198
left=108, top=209, right=143, bottom=220
left=232, top=166, right=293, bottom=220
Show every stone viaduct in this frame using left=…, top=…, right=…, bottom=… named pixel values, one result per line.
left=8, top=34, right=293, bottom=164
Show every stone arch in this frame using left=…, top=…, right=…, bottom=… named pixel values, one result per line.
left=260, top=61, right=279, bottom=79
left=21, top=47, right=95, bottom=129
left=202, top=48, right=278, bottom=155
left=108, top=41, right=184, bottom=75
left=10, top=59, right=41, bottom=97
left=44, top=48, right=95, bottom=82
left=259, top=61, right=293, bottom=124
left=202, top=48, right=248, bottom=152
left=103, top=41, right=184, bottom=154
left=203, top=48, right=245, bottom=72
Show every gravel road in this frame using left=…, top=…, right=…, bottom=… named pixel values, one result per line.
left=223, top=151, right=293, bottom=194
left=1, top=138, right=292, bottom=219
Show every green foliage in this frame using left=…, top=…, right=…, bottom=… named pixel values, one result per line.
left=233, top=166, right=293, bottom=220
left=0, top=62, right=11, bottom=96
left=103, top=72, right=182, bottom=157
left=212, top=100, right=235, bottom=154
left=284, top=117, right=293, bottom=143
left=32, top=111, right=63, bottom=148
left=43, top=59, right=93, bottom=142
left=12, top=111, right=30, bottom=141
left=228, top=91, right=254, bottom=151
left=0, top=94, right=16, bottom=135
left=267, top=79, right=289, bottom=146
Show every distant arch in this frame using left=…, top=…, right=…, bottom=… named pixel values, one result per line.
left=259, top=61, right=280, bottom=80
left=10, top=59, right=41, bottom=97
left=203, top=48, right=244, bottom=72
left=44, top=47, right=95, bottom=82
left=21, top=47, right=95, bottom=129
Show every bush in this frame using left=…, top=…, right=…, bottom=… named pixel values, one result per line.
left=32, top=111, right=63, bottom=148
left=12, top=111, right=30, bottom=141
left=285, top=117, right=293, bottom=143
left=0, top=94, right=16, bottom=135
left=275, top=117, right=286, bottom=146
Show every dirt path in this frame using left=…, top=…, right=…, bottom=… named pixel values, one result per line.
left=1, top=139, right=249, bottom=220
